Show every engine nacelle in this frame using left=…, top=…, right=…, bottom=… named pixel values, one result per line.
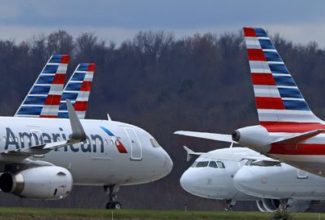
left=261, top=198, right=280, bottom=212
left=232, top=125, right=272, bottom=153
left=256, top=199, right=311, bottom=212
left=0, top=166, right=73, bottom=200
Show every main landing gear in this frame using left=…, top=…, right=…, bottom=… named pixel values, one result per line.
left=224, top=199, right=236, bottom=211
left=104, top=185, right=121, bottom=209
left=279, top=199, right=288, bottom=211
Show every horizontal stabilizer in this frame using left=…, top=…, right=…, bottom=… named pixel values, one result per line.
left=183, top=146, right=203, bottom=162
left=272, top=129, right=325, bottom=144
left=175, top=130, right=236, bottom=143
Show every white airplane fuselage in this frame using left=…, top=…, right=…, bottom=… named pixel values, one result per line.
left=0, top=116, right=173, bottom=186
left=181, top=147, right=325, bottom=204
left=180, top=148, right=257, bottom=201
left=234, top=162, right=325, bottom=200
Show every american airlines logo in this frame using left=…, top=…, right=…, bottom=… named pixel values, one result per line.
left=100, top=126, right=128, bottom=153
left=3, top=127, right=127, bottom=153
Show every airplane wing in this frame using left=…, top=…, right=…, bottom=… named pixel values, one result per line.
left=174, top=130, right=236, bottom=143
left=2, top=100, right=86, bottom=158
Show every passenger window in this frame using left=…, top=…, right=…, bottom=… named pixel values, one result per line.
left=217, top=161, right=225, bottom=168
left=208, top=161, right=218, bottom=168
left=196, top=161, right=209, bottom=167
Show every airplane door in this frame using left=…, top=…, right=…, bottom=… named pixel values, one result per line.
left=124, top=127, right=142, bottom=161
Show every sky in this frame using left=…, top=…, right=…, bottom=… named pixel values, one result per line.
left=1, top=0, right=325, bottom=46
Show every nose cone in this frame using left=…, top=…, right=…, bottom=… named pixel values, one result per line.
left=151, top=147, right=173, bottom=181
left=162, top=150, right=173, bottom=176
left=180, top=169, right=196, bottom=194
left=180, top=168, right=213, bottom=198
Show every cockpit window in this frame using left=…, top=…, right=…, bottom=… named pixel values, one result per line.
left=192, top=160, right=226, bottom=168
left=208, top=161, right=218, bottom=168
left=245, top=159, right=255, bottom=166
left=245, top=159, right=281, bottom=167
left=196, top=161, right=209, bottom=167
left=191, top=161, right=198, bottom=167
left=216, top=161, right=225, bottom=168
left=150, top=138, right=161, bottom=148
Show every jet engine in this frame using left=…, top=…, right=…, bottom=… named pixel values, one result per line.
left=232, top=125, right=272, bottom=154
left=0, top=166, right=72, bottom=200
left=256, top=199, right=310, bottom=212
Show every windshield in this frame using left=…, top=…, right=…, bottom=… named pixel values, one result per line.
left=191, top=160, right=225, bottom=168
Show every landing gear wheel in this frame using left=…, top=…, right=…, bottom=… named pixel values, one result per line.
left=224, top=199, right=236, bottom=211
left=114, top=202, right=121, bottom=209
left=279, top=199, right=288, bottom=211
left=105, top=202, right=122, bottom=209
left=104, top=185, right=121, bottom=209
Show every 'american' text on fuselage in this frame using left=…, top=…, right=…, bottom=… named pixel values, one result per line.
left=4, top=127, right=105, bottom=153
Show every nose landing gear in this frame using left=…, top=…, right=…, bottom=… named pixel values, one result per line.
left=104, top=185, right=121, bottom=209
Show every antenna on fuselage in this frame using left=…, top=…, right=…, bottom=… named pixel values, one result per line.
left=107, top=113, right=112, bottom=121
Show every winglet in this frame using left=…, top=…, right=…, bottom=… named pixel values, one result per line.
left=66, top=99, right=86, bottom=142
left=107, top=113, right=112, bottom=121
left=183, top=146, right=203, bottom=162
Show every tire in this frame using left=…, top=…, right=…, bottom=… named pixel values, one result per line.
left=114, top=202, right=121, bottom=209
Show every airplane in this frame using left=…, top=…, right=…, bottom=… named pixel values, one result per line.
left=175, top=27, right=325, bottom=178
left=0, top=54, right=173, bottom=209
left=180, top=146, right=257, bottom=210
left=180, top=146, right=318, bottom=212
left=234, top=157, right=325, bottom=211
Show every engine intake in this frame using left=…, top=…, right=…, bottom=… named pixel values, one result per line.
left=231, top=125, right=271, bottom=153
left=231, top=130, right=240, bottom=142
left=256, top=199, right=311, bottom=212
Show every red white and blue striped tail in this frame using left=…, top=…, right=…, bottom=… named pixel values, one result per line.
left=15, top=54, right=70, bottom=118
left=243, top=27, right=321, bottom=125
left=58, top=63, right=96, bottom=119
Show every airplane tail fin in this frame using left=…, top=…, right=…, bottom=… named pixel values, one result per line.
left=59, top=63, right=96, bottom=119
left=183, top=146, right=203, bottom=162
left=243, top=27, right=320, bottom=125
left=15, top=54, right=69, bottom=118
